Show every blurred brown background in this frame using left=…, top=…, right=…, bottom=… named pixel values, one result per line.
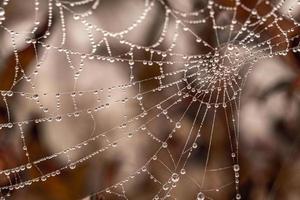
left=0, top=0, right=300, bottom=199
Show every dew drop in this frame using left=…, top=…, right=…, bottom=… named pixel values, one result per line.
left=112, top=142, right=118, bottom=147
left=153, top=195, right=159, bottom=200
left=162, top=142, right=168, bottom=148
left=192, top=143, right=198, bottom=149
left=171, top=173, right=179, bottom=183
left=233, top=164, right=240, bottom=172
left=26, top=163, right=32, bottom=169
left=137, top=94, right=143, bottom=100
left=175, top=122, right=181, bottom=129
left=6, top=91, right=13, bottom=97
left=196, top=38, right=202, bottom=43
left=227, top=44, right=234, bottom=51
left=32, top=94, right=39, bottom=100
left=25, top=38, right=32, bottom=44
left=7, top=123, right=13, bottom=128
left=197, top=192, right=205, bottom=200
left=0, top=7, right=5, bottom=17
left=69, top=163, right=76, bottom=170
left=142, top=166, right=147, bottom=172
left=55, top=2, right=62, bottom=7
left=41, top=176, right=47, bottom=181
left=180, top=169, right=186, bottom=175
left=73, top=14, right=80, bottom=20
left=163, top=183, right=169, bottom=191
left=55, top=116, right=62, bottom=122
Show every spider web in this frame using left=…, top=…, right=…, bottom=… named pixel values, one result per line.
left=0, top=0, right=299, bottom=199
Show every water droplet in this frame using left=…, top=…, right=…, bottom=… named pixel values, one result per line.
left=55, top=116, right=62, bottom=122
left=233, top=164, right=240, bottom=172
left=74, top=112, right=80, bottom=117
left=192, top=143, right=198, bottom=149
left=180, top=169, right=186, bottom=175
left=152, top=155, right=157, bottom=160
left=175, top=122, right=181, bottom=129
left=137, top=94, right=143, bottom=100
left=163, top=183, right=169, bottom=190
left=171, top=173, right=179, bottom=183
left=69, top=163, right=76, bottom=170
left=6, top=91, right=13, bottom=96
left=26, top=163, right=32, bottom=169
left=0, top=7, right=5, bottom=17
left=197, top=192, right=205, bottom=200
left=227, top=44, right=234, bottom=51
left=112, top=142, right=117, bottom=147
left=32, top=94, right=39, bottom=100
left=73, top=14, right=80, bottom=20
left=196, top=38, right=202, bottom=43
left=235, top=172, right=239, bottom=178
left=142, top=166, right=147, bottom=172
left=7, top=123, right=13, bottom=128
left=162, top=142, right=168, bottom=148
left=129, top=60, right=134, bottom=65
left=55, top=2, right=62, bottom=7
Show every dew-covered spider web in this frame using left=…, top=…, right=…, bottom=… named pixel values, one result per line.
left=0, top=0, right=300, bottom=199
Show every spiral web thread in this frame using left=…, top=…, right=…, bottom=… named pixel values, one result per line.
left=0, top=0, right=300, bottom=199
